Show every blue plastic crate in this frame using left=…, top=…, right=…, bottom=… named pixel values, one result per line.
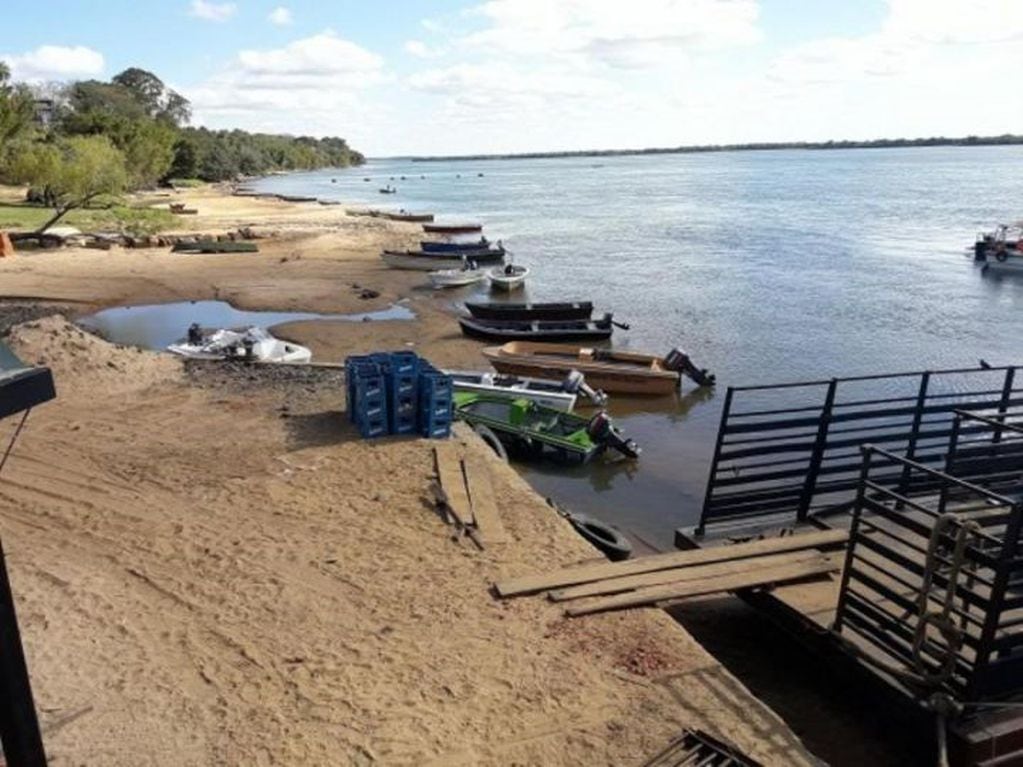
left=390, top=412, right=418, bottom=436
left=387, top=351, right=419, bottom=377
left=419, top=414, right=452, bottom=439
left=357, top=414, right=388, bottom=439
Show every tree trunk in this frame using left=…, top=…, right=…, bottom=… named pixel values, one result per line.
left=34, top=206, right=71, bottom=235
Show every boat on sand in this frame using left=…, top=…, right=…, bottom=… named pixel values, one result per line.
left=167, top=326, right=311, bottom=364
left=381, top=248, right=505, bottom=271
left=429, top=267, right=487, bottom=288
left=458, top=314, right=615, bottom=342
left=465, top=301, right=594, bottom=322
left=481, top=341, right=715, bottom=394
left=423, top=223, right=483, bottom=234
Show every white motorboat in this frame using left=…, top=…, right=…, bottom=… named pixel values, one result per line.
left=428, top=266, right=487, bottom=288
left=167, top=326, right=312, bottom=364
left=489, top=264, right=529, bottom=291
left=445, top=369, right=607, bottom=412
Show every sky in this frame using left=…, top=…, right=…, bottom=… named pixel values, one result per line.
left=2, top=1, right=1022, bottom=157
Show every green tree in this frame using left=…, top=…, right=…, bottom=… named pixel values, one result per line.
left=7, top=135, right=127, bottom=232
left=111, top=67, right=191, bottom=125
left=0, top=62, right=36, bottom=155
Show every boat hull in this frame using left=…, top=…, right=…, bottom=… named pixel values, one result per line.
left=421, top=240, right=489, bottom=253
left=488, top=266, right=529, bottom=291
left=429, top=270, right=486, bottom=288
left=381, top=249, right=505, bottom=271
left=446, top=371, right=577, bottom=411
left=423, top=224, right=483, bottom=234
left=459, top=317, right=613, bottom=342
left=482, top=342, right=679, bottom=395
left=465, top=301, right=594, bottom=321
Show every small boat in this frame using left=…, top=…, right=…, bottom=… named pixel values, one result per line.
left=379, top=186, right=397, bottom=194
left=446, top=369, right=607, bottom=411
left=384, top=211, right=434, bottom=223
left=489, top=264, right=529, bottom=291
left=453, top=393, right=639, bottom=462
left=481, top=342, right=715, bottom=394
left=420, top=238, right=490, bottom=253
left=974, top=223, right=1022, bottom=262
left=429, top=267, right=486, bottom=288
left=459, top=314, right=616, bottom=342
left=167, top=326, right=311, bottom=364
left=276, top=194, right=317, bottom=203
left=380, top=248, right=505, bottom=271
left=465, top=301, right=594, bottom=322
left=423, top=223, right=483, bottom=234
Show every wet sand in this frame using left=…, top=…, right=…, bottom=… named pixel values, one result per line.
left=0, top=186, right=820, bottom=765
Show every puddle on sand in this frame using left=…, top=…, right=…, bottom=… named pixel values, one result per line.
left=78, top=300, right=416, bottom=351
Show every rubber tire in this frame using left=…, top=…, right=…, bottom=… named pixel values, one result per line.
left=996, top=250, right=1009, bottom=262
left=473, top=423, right=508, bottom=462
left=568, top=513, right=632, bottom=561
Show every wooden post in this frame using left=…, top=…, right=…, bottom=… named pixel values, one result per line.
left=0, top=537, right=47, bottom=766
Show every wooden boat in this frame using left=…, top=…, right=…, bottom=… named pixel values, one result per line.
left=421, top=239, right=490, bottom=253
left=453, top=393, right=639, bottom=462
left=465, top=301, right=593, bottom=322
left=384, top=212, right=435, bottom=223
left=459, top=315, right=614, bottom=342
left=489, top=264, right=529, bottom=291
left=380, top=248, right=505, bottom=271
left=428, top=267, right=486, bottom=288
left=167, top=326, right=311, bottom=364
left=423, top=223, right=483, bottom=234
left=481, top=342, right=716, bottom=394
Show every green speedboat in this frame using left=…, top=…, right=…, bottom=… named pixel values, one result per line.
left=453, top=392, right=640, bottom=463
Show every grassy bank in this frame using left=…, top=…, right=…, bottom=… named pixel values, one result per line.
left=0, top=200, right=177, bottom=236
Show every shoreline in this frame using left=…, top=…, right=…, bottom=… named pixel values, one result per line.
left=0, top=186, right=820, bottom=765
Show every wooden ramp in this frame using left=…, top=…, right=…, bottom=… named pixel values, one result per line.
left=434, top=444, right=509, bottom=546
left=494, top=530, right=847, bottom=617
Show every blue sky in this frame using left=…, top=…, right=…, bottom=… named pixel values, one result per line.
left=3, top=1, right=1020, bottom=156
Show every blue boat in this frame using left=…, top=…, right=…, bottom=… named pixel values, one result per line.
left=420, top=238, right=491, bottom=253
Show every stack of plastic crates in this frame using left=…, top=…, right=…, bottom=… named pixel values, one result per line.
left=344, top=352, right=452, bottom=439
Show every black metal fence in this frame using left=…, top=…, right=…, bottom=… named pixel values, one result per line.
left=834, top=445, right=1023, bottom=702
left=697, top=366, right=1023, bottom=536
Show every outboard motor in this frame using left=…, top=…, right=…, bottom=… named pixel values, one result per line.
left=974, top=238, right=989, bottom=262
left=561, top=369, right=609, bottom=407
left=664, top=347, right=716, bottom=388
left=586, top=412, right=641, bottom=459
left=187, top=322, right=203, bottom=346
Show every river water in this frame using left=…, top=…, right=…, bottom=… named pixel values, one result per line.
left=252, top=147, right=1023, bottom=547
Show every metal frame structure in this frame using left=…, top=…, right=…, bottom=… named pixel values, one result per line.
left=696, top=366, right=1023, bottom=536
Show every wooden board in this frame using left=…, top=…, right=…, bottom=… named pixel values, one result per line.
left=463, top=456, right=509, bottom=544
left=548, top=549, right=831, bottom=602
left=495, top=529, right=848, bottom=597
left=564, top=558, right=839, bottom=617
left=434, top=444, right=473, bottom=528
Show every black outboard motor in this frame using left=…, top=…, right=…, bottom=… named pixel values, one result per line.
left=974, top=238, right=989, bottom=262
left=561, top=369, right=609, bottom=407
left=187, top=322, right=203, bottom=346
left=586, top=411, right=641, bottom=459
left=664, top=347, right=716, bottom=388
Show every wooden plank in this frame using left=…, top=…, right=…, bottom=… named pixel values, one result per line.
left=434, top=444, right=473, bottom=528
left=564, top=558, right=839, bottom=617
left=462, top=456, right=509, bottom=544
left=495, top=529, right=848, bottom=597
left=548, top=549, right=831, bottom=602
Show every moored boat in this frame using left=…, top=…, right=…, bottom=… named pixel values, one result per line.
left=447, top=369, right=607, bottom=409
left=381, top=248, right=505, bottom=271
left=428, top=267, right=487, bottom=288
left=481, top=341, right=715, bottom=394
left=453, top=392, right=639, bottom=462
left=384, top=211, right=435, bottom=223
left=423, top=223, right=483, bottom=234
left=974, top=223, right=1022, bottom=262
left=459, top=314, right=615, bottom=342
left=489, top=264, right=529, bottom=291
left=465, top=301, right=594, bottom=322
left=167, top=326, right=311, bottom=364
left=421, top=238, right=490, bottom=253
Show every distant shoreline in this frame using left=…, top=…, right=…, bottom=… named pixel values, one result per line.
left=403, top=134, right=1023, bottom=163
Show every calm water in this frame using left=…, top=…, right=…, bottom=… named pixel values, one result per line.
left=254, top=147, right=1023, bottom=546
left=79, top=300, right=415, bottom=351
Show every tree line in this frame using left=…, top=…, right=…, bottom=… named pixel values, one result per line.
left=0, top=64, right=363, bottom=231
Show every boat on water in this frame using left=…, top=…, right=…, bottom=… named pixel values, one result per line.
left=167, top=326, right=311, bottom=364
left=380, top=248, right=505, bottom=271
left=453, top=392, right=639, bottom=462
left=465, top=301, right=594, bottom=322
left=385, top=211, right=434, bottom=223
left=446, top=369, right=607, bottom=411
left=379, top=186, right=397, bottom=194
left=481, top=341, right=715, bottom=394
left=429, top=266, right=486, bottom=288
left=489, top=264, right=529, bottom=291
left=421, top=238, right=490, bottom=253
left=459, top=314, right=616, bottom=342
left=974, top=223, right=1022, bottom=262
left=423, top=223, right=483, bottom=235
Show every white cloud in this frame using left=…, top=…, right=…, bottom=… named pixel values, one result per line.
left=189, top=0, right=237, bottom=22
left=1, top=44, right=104, bottom=82
left=268, top=6, right=293, bottom=26
left=404, top=40, right=431, bottom=57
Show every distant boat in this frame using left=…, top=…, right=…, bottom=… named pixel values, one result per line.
left=380, top=248, right=505, bottom=270
left=459, top=314, right=613, bottom=342
left=379, top=186, right=397, bottom=194
left=482, top=342, right=716, bottom=394
left=383, top=211, right=434, bottom=223
left=423, top=223, right=483, bottom=234
left=488, top=264, right=529, bottom=291
left=465, top=301, right=593, bottom=322
left=428, top=267, right=487, bottom=288
left=975, top=223, right=1022, bottom=262
left=421, top=238, right=490, bottom=253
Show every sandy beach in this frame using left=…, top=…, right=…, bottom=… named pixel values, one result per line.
left=0, top=186, right=819, bottom=765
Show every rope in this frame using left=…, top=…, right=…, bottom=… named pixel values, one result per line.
left=0, top=409, right=30, bottom=477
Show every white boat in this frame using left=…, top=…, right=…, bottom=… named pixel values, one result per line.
left=428, top=267, right=486, bottom=288
left=489, top=264, right=529, bottom=291
left=381, top=251, right=472, bottom=271
left=445, top=369, right=608, bottom=411
left=167, top=326, right=312, bottom=364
